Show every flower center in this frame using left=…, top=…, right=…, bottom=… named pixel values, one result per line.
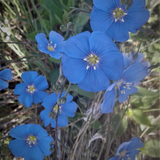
left=49, top=104, right=62, bottom=119
left=119, top=150, right=130, bottom=160
left=26, top=135, right=37, bottom=147
left=113, top=7, right=127, bottom=22
left=27, top=85, right=35, bottom=93
left=84, top=54, right=99, bottom=70
left=47, top=41, right=56, bottom=51
left=116, top=81, right=131, bottom=94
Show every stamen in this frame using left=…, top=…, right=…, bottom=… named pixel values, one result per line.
left=113, top=7, right=127, bottom=22
left=26, top=135, right=36, bottom=147
left=93, top=66, right=96, bottom=70
left=86, top=65, right=90, bottom=70
left=121, top=90, right=125, bottom=94
left=53, top=104, right=62, bottom=113
left=121, top=18, right=124, bottom=22
left=27, top=85, right=35, bottom=93
left=84, top=58, right=88, bottom=61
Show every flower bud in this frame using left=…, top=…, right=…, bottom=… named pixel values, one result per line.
left=57, top=97, right=67, bottom=105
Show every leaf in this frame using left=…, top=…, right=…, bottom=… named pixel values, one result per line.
left=111, top=110, right=128, bottom=136
left=50, top=69, right=59, bottom=86
left=90, top=120, right=101, bottom=130
left=69, top=85, right=94, bottom=99
left=127, top=108, right=151, bottom=126
left=48, top=57, right=61, bottom=63
left=141, top=139, right=160, bottom=158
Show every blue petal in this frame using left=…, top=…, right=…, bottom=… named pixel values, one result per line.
left=57, top=92, right=73, bottom=102
left=124, top=8, right=150, bottom=33
left=49, top=50, right=63, bottom=59
left=0, top=69, right=13, bottom=81
left=35, top=33, right=48, bottom=46
left=105, top=21, right=129, bottom=42
left=33, top=91, right=48, bottom=104
left=90, top=6, right=113, bottom=32
left=134, top=52, right=144, bottom=63
left=78, top=67, right=110, bottom=92
left=40, top=109, right=52, bottom=127
left=18, top=92, right=33, bottom=108
left=116, top=141, right=130, bottom=154
left=38, top=136, right=54, bottom=156
left=23, top=145, right=44, bottom=160
left=131, top=0, right=146, bottom=8
left=63, top=31, right=90, bottom=58
left=126, top=137, right=144, bottom=151
left=93, top=0, right=120, bottom=12
left=37, top=45, right=50, bottom=54
left=62, top=54, right=87, bottom=84
left=127, top=150, right=141, bottom=160
left=109, top=156, right=119, bottom=160
left=21, top=71, right=38, bottom=85
left=122, top=53, right=133, bottom=68
left=42, top=93, right=57, bottom=110
left=28, top=124, right=48, bottom=137
left=101, top=86, right=117, bottom=113
left=14, top=83, right=26, bottom=95
left=49, top=31, right=64, bottom=45
left=0, top=79, right=8, bottom=90
left=51, top=114, right=68, bottom=128
left=89, top=31, right=119, bottom=55
left=61, top=102, right=77, bottom=117
left=122, top=63, right=148, bottom=83
left=100, top=51, right=124, bottom=81
left=10, top=124, right=29, bottom=138
left=9, top=139, right=28, bottom=157
left=119, top=84, right=138, bottom=103
left=34, top=75, right=48, bottom=90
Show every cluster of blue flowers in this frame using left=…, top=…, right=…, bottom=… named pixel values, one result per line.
left=7, top=0, right=150, bottom=159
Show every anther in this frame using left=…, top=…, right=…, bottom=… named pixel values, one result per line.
left=93, top=66, right=96, bottom=70
left=86, top=65, right=90, bottom=70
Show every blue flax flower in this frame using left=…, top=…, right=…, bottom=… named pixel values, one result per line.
left=9, top=124, right=53, bottom=160
left=40, top=92, right=77, bottom=128
left=62, top=31, right=124, bottom=92
left=14, top=71, right=48, bottom=108
left=0, top=66, right=13, bottom=90
left=90, top=0, right=150, bottom=42
left=35, top=31, right=64, bottom=59
left=110, top=137, right=144, bottom=160
left=101, top=60, right=149, bottom=113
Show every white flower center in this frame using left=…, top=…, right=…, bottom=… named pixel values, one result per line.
left=27, top=85, right=35, bottom=93
left=26, top=135, right=37, bottom=147
left=47, top=41, right=56, bottom=51
left=113, top=7, right=127, bottom=22
left=84, top=54, right=99, bottom=70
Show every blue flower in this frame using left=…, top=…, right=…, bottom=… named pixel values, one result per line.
left=109, top=137, right=144, bottom=160
left=35, top=31, right=64, bottom=59
left=40, top=92, right=77, bottom=128
left=0, top=66, right=13, bottom=90
left=62, top=31, right=124, bottom=92
left=101, top=61, right=149, bottom=113
left=90, top=0, right=150, bottom=42
left=9, top=124, right=53, bottom=160
left=14, top=71, right=48, bottom=108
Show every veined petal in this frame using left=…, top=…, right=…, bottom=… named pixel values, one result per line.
left=49, top=31, right=64, bottom=44
left=90, top=6, right=113, bottom=32
left=0, top=69, right=13, bottom=81
left=23, top=145, right=44, bottom=160
left=37, top=45, right=50, bottom=54
left=122, top=53, right=133, bottom=68
left=131, top=0, right=146, bottom=8
left=9, top=139, right=28, bottom=157
left=101, top=86, right=117, bottom=113
left=89, top=31, right=119, bottom=56
left=34, top=75, right=48, bottom=90
left=14, top=83, right=26, bottom=95
left=116, top=141, right=130, bottom=154
left=10, top=124, right=29, bottom=138
left=127, top=150, right=141, bottom=160
left=21, top=71, right=38, bottom=85
left=63, top=31, right=90, bottom=58
left=105, top=21, right=129, bottom=42
left=18, top=92, right=33, bottom=108
left=134, top=52, right=144, bottom=63
left=122, top=63, right=148, bottom=83
left=35, top=33, right=48, bottom=46
left=0, top=79, right=8, bottom=90
left=42, top=93, right=57, bottom=110
left=119, top=84, right=138, bottom=103
left=126, top=137, right=144, bottom=151
left=100, top=51, right=124, bottom=81
left=78, top=67, right=110, bottom=92
left=38, top=136, right=54, bottom=156
left=93, top=0, right=120, bottom=12
left=61, top=102, right=77, bottom=117
left=49, top=51, right=63, bottom=59
left=124, top=8, right=150, bottom=33
left=40, top=109, right=52, bottom=127
left=62, top=54, right=87, bottom=84
left=33, top=91, right=48, bottom=104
